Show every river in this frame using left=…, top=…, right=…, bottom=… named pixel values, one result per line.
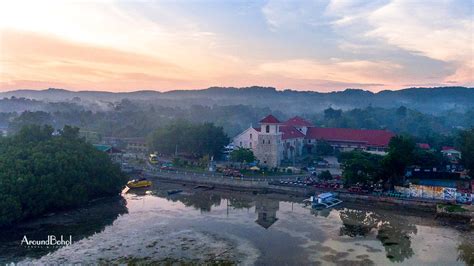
left=1, top=182, right=473, bottom=265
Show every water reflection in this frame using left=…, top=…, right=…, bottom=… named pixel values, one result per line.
left=167, top=191, right=222, bottom=212
left=338, top=208, right=418, bottom=262
left=458, top=237, right=474, bottom=265
left=255, top=198, right=279, bottom=229
left=0, top=197, right=127, bottom=264
left=339, top=209, right=378, bottom=237
left=2, top=184, right=473, bottom=265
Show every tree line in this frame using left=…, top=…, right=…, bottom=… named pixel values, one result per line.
left=149, top=120, right=229, bottom=158
left=0, top=125, right=127, bottom=227
left=340, top=128, right=474, bottom=187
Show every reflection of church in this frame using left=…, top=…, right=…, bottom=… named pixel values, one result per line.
left=255, top=198, right=279, bottom=229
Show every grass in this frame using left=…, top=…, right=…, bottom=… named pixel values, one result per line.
left=438, top=204, right=468, bottom=213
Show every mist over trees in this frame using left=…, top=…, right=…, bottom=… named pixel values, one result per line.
left=0, top=86, right=473, bottom=152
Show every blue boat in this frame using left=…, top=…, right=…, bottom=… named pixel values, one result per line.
left=304, top=192, right=342, bottom=209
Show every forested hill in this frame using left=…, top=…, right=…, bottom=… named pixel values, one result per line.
left=1, top=86, right=473, bottom=114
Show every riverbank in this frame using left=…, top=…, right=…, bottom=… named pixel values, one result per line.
left=146, top=170, right=472, bottom=218
left=4, top=181, right=474, bottom=265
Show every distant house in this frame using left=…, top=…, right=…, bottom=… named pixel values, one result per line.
left=125, top=138, right=148, bottom=154
left=233, top=114, right=394, bottom=167
left=417, top=143, right=431, bottom=150
left=406, top=167, right=467, bottom=188
left=441, top=146, right=462, bottom=162
left=101, top=137, right=148, bottom=154
left=93, top=144, right=122, bottom=162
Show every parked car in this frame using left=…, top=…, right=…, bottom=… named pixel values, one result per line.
left=160, top=165, right=176, bottom=171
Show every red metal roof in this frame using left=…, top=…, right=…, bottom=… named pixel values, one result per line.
left=280, top=125, right=305, bottom=140
left=417, top=143, right=431, bottom=149
left=259, top=115, right=280, bottom=124
left=442, top=146, right=458, bottom=151
left=283, top=116, right=313, bottom=127
left=305, top=127, right=394, bottom=147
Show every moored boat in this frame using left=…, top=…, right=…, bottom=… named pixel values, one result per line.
left=127, top=178, right=152, bottom=189
left=167, top=189, right=183, bottom=195
left=304, top=192, right=342, bottom=209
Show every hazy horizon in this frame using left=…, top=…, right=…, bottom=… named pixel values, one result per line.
left=1, top=0, right=472, bottom=93
left=2, top=85, right=474, bottom=95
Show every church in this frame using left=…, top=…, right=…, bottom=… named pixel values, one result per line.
left=233, top=115, right=394, bottom=168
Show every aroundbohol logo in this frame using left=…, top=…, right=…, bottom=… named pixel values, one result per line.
left=21, top=235, right=73, bottom=248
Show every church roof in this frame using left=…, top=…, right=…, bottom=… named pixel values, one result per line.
left=283, top=116, right=313, bottom=127
left=280, top=125, right=305, bottom=140
left=259, top=115, right=280, bottom=124
left=305, top=127, right=394, bottom=147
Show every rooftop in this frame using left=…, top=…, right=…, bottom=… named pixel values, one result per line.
left=259, top=114, right=280, bottom=124
left=305, top=127, right=394, bottom=147
left=283, top=116, right=313, bottom=127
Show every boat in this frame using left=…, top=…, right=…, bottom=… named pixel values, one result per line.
left=127, top=178, right=152, bottom=189
left=193, top=185, right=215, bottom=190
left=167, top=189, right=183, bottom=195
left=305, top=192, right=342, bottom=209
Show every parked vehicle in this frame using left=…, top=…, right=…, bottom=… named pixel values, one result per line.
left=160, top=165, right=176, bottom=171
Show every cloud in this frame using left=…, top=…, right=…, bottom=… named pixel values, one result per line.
left=0, top=30, right=207, bottom=91
left=261, top=0, right=329, bottom=30
left=327, top=0, right=473, bottom=85
left=253, top=58, right=403, bottom=87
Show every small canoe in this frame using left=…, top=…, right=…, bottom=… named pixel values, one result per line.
left=167, top=189, right=183, bottom=195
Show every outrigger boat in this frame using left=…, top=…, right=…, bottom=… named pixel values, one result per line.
left=304, top=192, right=342, bottom=209
left=127, top=178, right=152, bottom=189
left=167, top=189, right=183, bottom=195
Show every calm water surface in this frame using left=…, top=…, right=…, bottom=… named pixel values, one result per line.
left=1, top=182, right=473, bottom=265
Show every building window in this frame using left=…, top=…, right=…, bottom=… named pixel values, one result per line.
left=263, top=140, right=265, bottom=144
left=268, top=140, right=271, bottom=144
left=266, top=125, right=270, bottom=133
left=250, top=133, right=252, bottom=139
left=250, top=142, right=252, bottom=148
left=240, top=141, right=242, bottom=146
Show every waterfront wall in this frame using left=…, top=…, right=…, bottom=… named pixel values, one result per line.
left=146, top=169, right=442, bottom=211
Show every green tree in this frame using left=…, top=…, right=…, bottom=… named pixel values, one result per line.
left=340, top=151, right=383, bottom=185
left=382, top=135, right=416, bottom=184
left=412, top=149, right=442, bottom=168
left=0, top=125, right=127, bottom=227
left=318, top=170, right=333, bottom=180
left=324, top=107, right=342, bottom=120
left=315, top=140, right=334, bottom=156
left=230, top=148, right=255, bottom=163
left=150, top=120, right=229, bottom=158
left=459, top=128, right=474, bottom=175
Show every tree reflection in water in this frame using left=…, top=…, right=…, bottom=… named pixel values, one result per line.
left=170, top=192, right=222, bottom=212
left=338, top=208, right=417, bottom=262
left=0, top=196, right=128, bottom=264
left=310, top=208, right=332, bottom=218
left=339, top=210, right=378, bottom=237
left=457, top=238, right=474, bottom=265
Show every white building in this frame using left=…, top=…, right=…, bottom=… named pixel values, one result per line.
left=233, top=114, right=394, bottom=168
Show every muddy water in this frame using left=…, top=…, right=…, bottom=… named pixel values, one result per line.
left=1, top=182, right=473, bottom=265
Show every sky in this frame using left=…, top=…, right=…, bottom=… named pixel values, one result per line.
left=0, top=0, right=472, bottom=92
